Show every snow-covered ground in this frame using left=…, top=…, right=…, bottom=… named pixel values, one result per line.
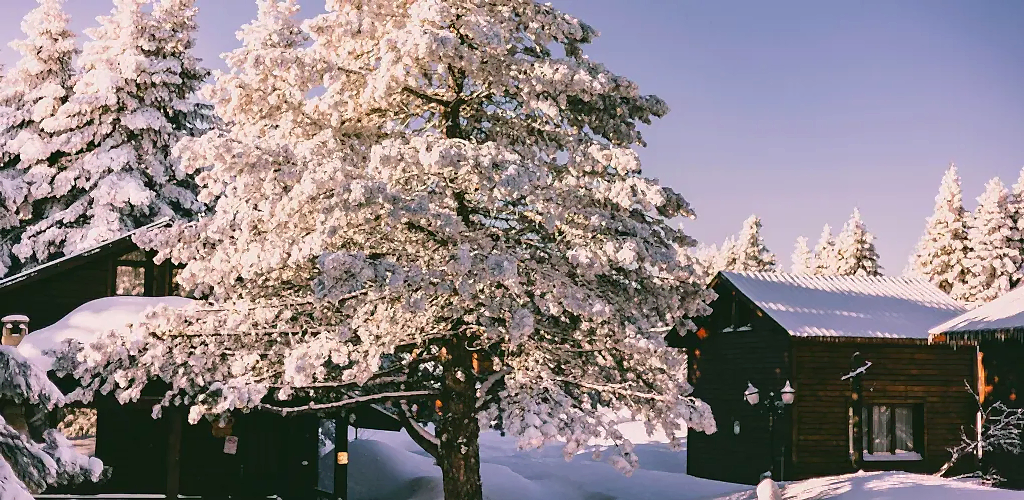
left=345, top=425, right=1023, bottom=500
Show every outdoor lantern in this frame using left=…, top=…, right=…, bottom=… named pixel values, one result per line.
left=1, top=315, right=29, bottom=347
left=781, top=380, right=796, bottom=405
left=744, top=382, right=760, bottom=406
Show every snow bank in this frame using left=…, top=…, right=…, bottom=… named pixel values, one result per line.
left=344, top=429, right=1020, bottom=500
left=345, top=429, right=746, bottom=500
left=17, top=296, right=195, bottom=371
left=712, top=471, right=1022, bottom=500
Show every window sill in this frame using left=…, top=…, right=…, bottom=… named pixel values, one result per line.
left=721, top=325, right=752, bottom=332
left=863, top=451, right=923, bottom=462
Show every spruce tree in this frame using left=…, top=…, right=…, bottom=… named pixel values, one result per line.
left=791, top=236, right=814, bottom=274
left=12, top=0, right=208, bottom=270
left=64, top=2, right=718, bottom=499
left=1007, top=166, right=1024, bottom=288
left=720, top=214, right=777, bottom=272
left=908, top=163, right=971, bottom=293
left=956, top=178, right=1020, bottom=306
left=0, top=346, right=102, bottom=498
left=0, top=0, right=78, bottom=275
left=813, top=224, right=838, bottom=275
left=833, top=208, right=882, bottom=276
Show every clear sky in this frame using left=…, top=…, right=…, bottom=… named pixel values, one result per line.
left=1, top=0, right=1022, bottom=273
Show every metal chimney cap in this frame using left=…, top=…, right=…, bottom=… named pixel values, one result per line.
left=1, top=315, right=28, bottom=323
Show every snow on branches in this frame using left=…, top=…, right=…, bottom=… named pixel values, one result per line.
left=937, top=381, right=1024, bottom=484
left=958, top=178, right=1021, bottom=306
left=64, top=2, right=717, bottom=498
left=908, top=164, right=971, bottom=294
left=0, top=346, right=102, bottom=499
left=833, top=208, right=882, bottom=277
left=5, top=0, right=210, bottom=272
left=719, top=214, right=777, bottom=272
left=791, top=236, right=814, bottom=274
left=0, top=0, right=78, bottom=276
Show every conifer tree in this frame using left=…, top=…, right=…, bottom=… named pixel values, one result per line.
left=0, top=0, right=78, bottom=275
left=833, top=208, right=882, bottom=276
left=813, top=224, right=838, bottom=275
left=12, top=0, right=208, bottom=270
left=0, top=346, right=102, bottom=498
left=908, top=164, right=971, bottom=294
left=720, top=214, right=777, bottom=272
left=791, top=236, right=814, bottom=274
left=64, top=2, right=717, bottom=499
left=1007, top=166, right=1024, bottom=287
left=691, top=243, right=723, bottom=283
left=957, top=178, right=1021, bottom=305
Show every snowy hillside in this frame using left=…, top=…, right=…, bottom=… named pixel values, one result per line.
left=344, top=427, right=1022, bottom=500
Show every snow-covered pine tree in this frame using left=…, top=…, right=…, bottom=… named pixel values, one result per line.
left=791, top=236, right=814, bottom=274
left=690, top=242, right=722, bottom=283
left=12, top=0, right=208, bottom=270
left=0, top=346, right=102, bottom=498
left=813, top=224, right=838, bottom=275
left=908, top=163, right=971, bottom=294
left=0, top=0, right=78, bottom=276
left=62, top=2, right=717, bottom=500
left=720, top=214, right=777, bottom=272
left=833, top=208, right=882, bottom=276
left=956, top=178, right=1021, bottom=306
left=1007, top=166, right=1024, bottom=288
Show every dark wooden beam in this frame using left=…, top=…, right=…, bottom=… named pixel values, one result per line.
left=166, top=407, right=182, bottom=498
left=334, top=417, right=349, bottom=500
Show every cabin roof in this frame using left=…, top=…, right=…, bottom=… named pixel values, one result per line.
left=929, top=285, right=1024, bottom=338
left=718, top=271, right=966, bottom=339
left=0, top=218, right=170, bottom=292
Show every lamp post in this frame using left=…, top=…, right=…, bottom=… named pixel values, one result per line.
left=745, top=380, right=796, bottom=481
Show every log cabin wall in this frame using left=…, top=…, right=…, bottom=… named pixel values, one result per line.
left=789, top=337, right=977, bottom=479
left=0, top=258, right=113, bottom=331
left=0, top=244, right=177, bottom=332
left=687, top=281, right=793, bottom=485
left=975, top=339, right=1024, bottom=488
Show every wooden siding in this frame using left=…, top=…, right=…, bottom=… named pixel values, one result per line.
left=687, top=283, right=794, bottom=485
left=976, top=339, right=1024, bottom=487
left=0, top=258, right=113, bottom=331
left=789, top=338, right=977, bottom=479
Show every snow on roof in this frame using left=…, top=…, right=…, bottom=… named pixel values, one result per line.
left=929, top=285, right=1024, bottom=336
left=719, top=271, right=966, bottom=339
left=18, top=296, right=195, bottom=371
left=0, top=217, right=171, bottom=291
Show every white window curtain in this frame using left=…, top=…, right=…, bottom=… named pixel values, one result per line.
left=894, top=407, right=914, bottom=452
left=871, top=405, right=891, bottom=453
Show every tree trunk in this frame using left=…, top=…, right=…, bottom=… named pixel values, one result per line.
left=437, top=338, right=483, bottom=500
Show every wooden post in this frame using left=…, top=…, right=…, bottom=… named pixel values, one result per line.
left=334, top=418, right=350, bottom=500
left=849, top=352, right=863, bottom=470
left=166, top=407, right=182, bottom=498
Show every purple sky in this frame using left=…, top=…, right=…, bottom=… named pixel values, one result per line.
left=1, top=0, right=1022, bottom=273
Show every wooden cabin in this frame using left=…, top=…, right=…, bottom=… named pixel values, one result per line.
left=669, top=271, right=978, bottom=485
left=930, top=286, right=1024, bottom=488
left=0, top=220, right=401, bottom=499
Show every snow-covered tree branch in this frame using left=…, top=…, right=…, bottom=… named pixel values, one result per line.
left=937, top=381, right=1024, bottom=483
left=59, top=2, right=717, bottom=499
left=0, top=346, right=103, bottom=499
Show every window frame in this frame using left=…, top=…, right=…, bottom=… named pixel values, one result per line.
left=862, top=402, right=925, bottom=460
left=112, top=249, right=156, bottom=297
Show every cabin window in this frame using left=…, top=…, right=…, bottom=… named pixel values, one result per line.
left=862, top=404, right=923, bottom=461
left=56, top=407, right=98, bottom=457
left=317, top=419, right=336, bottom=493
left=728, top=299, right=753, bottom=330
left=114, top=249, right=151, bottom=296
